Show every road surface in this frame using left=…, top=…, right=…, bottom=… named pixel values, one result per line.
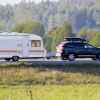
left=0, top=58, right=100, bottom=65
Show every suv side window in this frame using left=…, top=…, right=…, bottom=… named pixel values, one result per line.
left=84, top=44, right=94, bottom=48
left=64, top=43, right=84, bottom=48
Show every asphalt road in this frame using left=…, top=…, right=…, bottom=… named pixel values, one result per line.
left=27, top=60, right=100, bottom=65
left=0, top=58, right=100, bottom=65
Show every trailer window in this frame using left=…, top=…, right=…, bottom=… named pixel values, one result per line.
left=31, top=40, right=41, bottom=47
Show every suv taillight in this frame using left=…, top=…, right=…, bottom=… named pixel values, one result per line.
left=56, top=42, right=66, bottom=57
left=56, top=43, right=64, bottom=53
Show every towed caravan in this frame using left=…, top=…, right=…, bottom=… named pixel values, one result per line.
left=0, top=32, right=46, bottom=61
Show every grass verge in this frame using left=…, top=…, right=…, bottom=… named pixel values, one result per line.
left=0, top=63, right=99, bottom=85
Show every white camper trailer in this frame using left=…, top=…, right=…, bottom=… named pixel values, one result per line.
left=0, top=32, right=46, bottom=61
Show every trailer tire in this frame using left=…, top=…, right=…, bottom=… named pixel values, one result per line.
left=12, top=56, right=19, bottom=62
left=5, top=58, right=11, bottom=62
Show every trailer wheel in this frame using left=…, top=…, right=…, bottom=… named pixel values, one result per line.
left=12, top=56, right=19, bottom=62
left=5, top=58, right=11, bottom=62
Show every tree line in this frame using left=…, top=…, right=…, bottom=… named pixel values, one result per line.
left=12, top=20, right=100, bottom=52
left=0, top=0, right=99, bottom=51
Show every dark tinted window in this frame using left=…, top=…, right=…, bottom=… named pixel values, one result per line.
left=64, top=43, right=84, bottom=48
left=84, top=43, right=95, bottom=48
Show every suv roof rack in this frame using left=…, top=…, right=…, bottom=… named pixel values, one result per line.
left=64, top=37, right=86, bottom=43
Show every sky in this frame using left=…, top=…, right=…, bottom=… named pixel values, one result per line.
left=0, top=0, right=58, bottom=5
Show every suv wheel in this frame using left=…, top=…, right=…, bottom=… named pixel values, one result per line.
left=68, top=54, right=75, bottom=61
left=12, top=56, right=19, bottom=62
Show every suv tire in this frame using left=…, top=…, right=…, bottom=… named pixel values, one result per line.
left=68, top=54, right=75, bottom=61
left=12, top=56, right=19, bottom=62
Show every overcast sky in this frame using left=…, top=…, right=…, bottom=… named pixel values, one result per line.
left=0, top=0, right=58, bottom=5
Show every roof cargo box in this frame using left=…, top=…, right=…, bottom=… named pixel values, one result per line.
left=64, top=37, right=87, bottom=43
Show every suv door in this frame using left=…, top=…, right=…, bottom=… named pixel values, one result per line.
left=64, top=43, right=85, bottom=54
left=84, top=44, right=97, bottom=55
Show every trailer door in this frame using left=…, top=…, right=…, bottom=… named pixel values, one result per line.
left=22, top=38, right=30, bottom=57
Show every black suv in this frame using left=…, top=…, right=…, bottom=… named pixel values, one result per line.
left=56, top=37, right=100, bottom=61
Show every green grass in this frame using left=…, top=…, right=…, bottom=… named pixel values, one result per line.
left=0, top=85, right=100, bottom=100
